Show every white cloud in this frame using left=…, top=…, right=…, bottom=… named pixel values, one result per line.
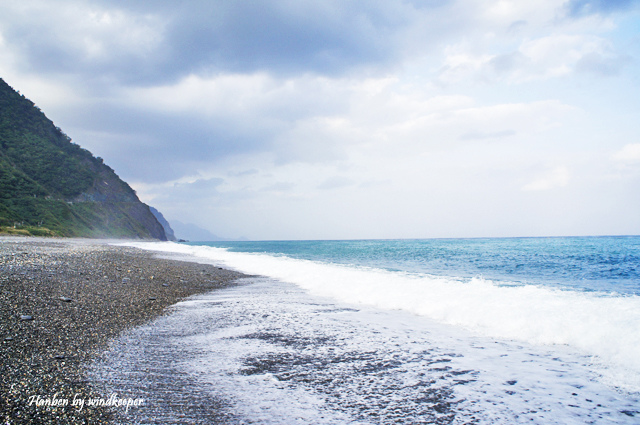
left=468, top=0, right=562, bottom=25
left=126, top=69, right=578, bottom=204
left=0, top=1, right=164, bottom=64
left=438, top=33, right=626, bottom=84
left=0, top=33, right=16, bottom=76
left=2, top=0, right=639, bottom=238
left=522, top=166, right=571, bottom=191
left=611, top=144, right=640, bottom=163
left=317, top=176, right=354, bottom=190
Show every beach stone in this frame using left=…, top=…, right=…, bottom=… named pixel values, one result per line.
left=0, top=238, right=244, bottom=424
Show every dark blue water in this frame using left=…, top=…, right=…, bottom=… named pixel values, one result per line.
left=191, top=236, right=640, bottom=295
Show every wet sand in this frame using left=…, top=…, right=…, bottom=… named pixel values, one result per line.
left=0, top=237, right=243, bottom=424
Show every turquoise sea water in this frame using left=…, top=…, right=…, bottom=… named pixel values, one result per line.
left=110, top=236, right=640, bottom=423
left=194, top=236, right=640, bottom=295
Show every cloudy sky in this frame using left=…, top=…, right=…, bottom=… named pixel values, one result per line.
left=1, top=0, right=639, bottom=240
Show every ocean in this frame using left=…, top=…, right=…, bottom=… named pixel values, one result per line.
left=97, top=237, right=640, bottom=424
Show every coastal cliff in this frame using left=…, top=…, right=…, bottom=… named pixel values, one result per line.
left=149, top=207, right=177, bottom=241
left=0, top=78, right=167, bottom=239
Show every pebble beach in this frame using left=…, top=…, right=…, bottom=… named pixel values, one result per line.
left=0, top=237, right=243, bottom=424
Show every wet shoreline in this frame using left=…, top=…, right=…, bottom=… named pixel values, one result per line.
left=0, top=237, right=243, bottom=424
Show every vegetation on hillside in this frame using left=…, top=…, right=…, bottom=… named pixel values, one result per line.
left=0, top=78, right=166, bottom=239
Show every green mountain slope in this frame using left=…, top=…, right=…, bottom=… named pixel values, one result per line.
left=0, top=78, right=167, bottom=240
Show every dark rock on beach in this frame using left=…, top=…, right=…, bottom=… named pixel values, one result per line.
left=0, top=237, right=243, bottom=424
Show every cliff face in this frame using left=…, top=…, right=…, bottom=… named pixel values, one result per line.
left=149, top=207, right=177, bottom=241
left=0, top=77, right=167, bottom=240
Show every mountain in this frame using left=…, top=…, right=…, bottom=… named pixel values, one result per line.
left=0, top=77, right=167, bottom=239
left=149, top=207, right=177, bottom=241
left=169, top=220, right=231, bottom=241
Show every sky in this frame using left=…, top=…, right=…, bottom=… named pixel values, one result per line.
left=1, top=0, right=640, bottom=240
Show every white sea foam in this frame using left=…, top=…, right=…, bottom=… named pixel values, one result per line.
left=122, top=241, right=640, bottom=392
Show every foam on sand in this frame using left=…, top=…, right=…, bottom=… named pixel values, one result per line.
left=123, top=241, right=640, bottom=392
